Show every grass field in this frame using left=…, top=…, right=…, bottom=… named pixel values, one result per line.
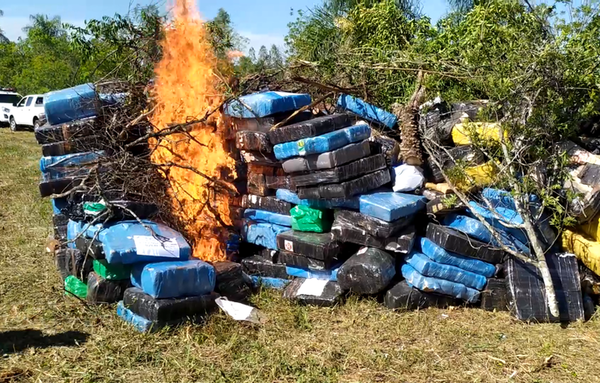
left=2, top=130, right=600, bottom=383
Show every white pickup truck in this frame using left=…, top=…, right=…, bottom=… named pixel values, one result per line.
left=0, top=90, right=22, bottom=128
left=7, top=94, right=47, bottom=131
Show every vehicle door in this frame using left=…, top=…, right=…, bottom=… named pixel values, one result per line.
left=16, top=96, right=34, bottom=125
left=12, top=97, right=27, bottom=124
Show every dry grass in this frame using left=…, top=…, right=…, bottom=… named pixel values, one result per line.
left=1, top=130, right=600, bottom=383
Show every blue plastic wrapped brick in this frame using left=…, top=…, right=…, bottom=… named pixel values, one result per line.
left=251, top=276, right=290, bottom=290
left=286, top=266, right=339, bottom=282
left=468, top=202, right=528, bottom=245
left=405, top=252, right=488, bottom=290
left=401, top=264, right=480, bottom=303
left=95, top=220, right=191, bottom=264
left=243, top=209, right=292, bottom=227
left=44, top=84, right=98, bottom=126
left=67, top=220, right=85, bottom=249
left=359, top=192, right=426, bottom=222
left=40, top=151, right=105, bottom=173
left=337, top=94, right=398, bottom=129
left=52, top=197, right=69, bottom=215
left=224, top=91, right=312, bottom=118
left=273, top=124, right=371, bottom=160
left=242, top=221, right=289, bottom=250
left=420, top=238, right=496, bottom=277
left=276, top=189, right=360, bottom=210
left=130, top=260, right=215, bottom=299
left=117, top=301, right=157, bottom=332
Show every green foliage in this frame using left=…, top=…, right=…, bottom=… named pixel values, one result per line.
left=206, top=8, right=248, bottom=60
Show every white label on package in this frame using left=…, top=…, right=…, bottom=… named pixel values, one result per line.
left=297, top=279, right=328, bottom=297
left=284, top=240, right=294, bottom=252
left=215, top=298, right=255, bottom=321
left=133, top=235, right=180, bottom=258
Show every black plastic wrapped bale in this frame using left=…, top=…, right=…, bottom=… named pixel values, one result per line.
left=426, top=156, right=446, bottom=184
left=75, top=236, right=105, bottom=260
left=265, top=175, right=296, bottom=191
left=35, top=117, right=97, bottom=145
left=297, top=169, right=391, bottom=199
left=268, top=114, right=351, bottom=145
left=236, top=131, right=272, bottom=153
left=579, top=264, right=600, bottom=296
left=87, top=272, right=130, bottom=303
left=103, top=201, right=159, bottom=222
left=258, top=248, right=280, bottom=263
left=334, top=209, right=412, bottom=238
left=229, top=110, right=312, bottom=133
left=41, top=135, right=106, bottom=157
left=445, top=146, right=486, bottom=167
left=247, top=163, right=285, bottom=176
left=247, top=173, right=272, bottom=197
left=426, top=223, right=505, bottom=264
left=369, top=135, right=401, bottom=167
left=123, top=287, right=219, bottom=322
left=480, top=278, right=509, bottom=311
left=52, top=213, right=69, bottom=227
left=282, top=141, right=371, bottom=175
left=506, top=254, right=584, bottom=322
left=54, top=225, right=68, bottom=242
left=240, top=150, right=280, bottom=166
left=276, top=231, right=341, bottom=261
left=213, top=261, right=251, bottom=302
left=384, top=280, right=459, bottom=310
left=383, top=227, right=417, bottom=254
left=55, top=248, right=93, bottom=281
left=39, top=177, right=84, bottom=198
left=337, top=247, right=396, bottom=295
left=278, top=251, right=340, bottom=270
left=241, top=195, right=292, bottom=215
left=331, top=217, right=416, bottom=254
left=241, top=256, right=289, bottom=279
left=292, top=155, right=387, bottom=187
left=426, top=197, right=467, bottom=216
left=283, top=278, right=343, bottom=307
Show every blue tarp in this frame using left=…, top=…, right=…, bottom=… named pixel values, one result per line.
left=359, top=192, right=426, bottom=222
left=243, top=209, right=292, bottom=227
left=419, top=238, right=496, bottom=277
left=273, top=124, right=371, bottom=160
left=337, top=94, right=397, bottom=129
left=130, top=260, right=215, bottom=299
left=224, top=91, right=312, bottom=118
left=94, top=220, right=191, bottom=264
left=276, top=189, right=360, bottom=210
left=401, top=264, right=481, bottom=303
left=286, top=266, right=339, bottom=282
left=44, top=83, right=98, bottom=126
left=251, top=276, right=291, bottom=290
left=242, top=221, right=289, bottom=250
left=405, top=252, right=488, bottom=290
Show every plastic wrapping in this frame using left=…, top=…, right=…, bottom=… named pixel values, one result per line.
left=285, top=266, right=339, bottom=281
left=224, top=91, right=312, bottom=118
left=130, top=260, right=215, bottom=299
left=35, top=117, right=97, bottom=145
left=283, top=278, right=343, bottom=307
left=247, top=173, right=272, bottom=197
left=426, top=197, right=466, bottom=216
left=268, top=114, right=351, bottom=145
left=401, top=264, right=481, bottom=303
left=241, top=256, right=289, bottom=279
left=52, top=197, right=69, bottom=215
left=229, top=110, right=312, bottom=133
left=243, top=209, right=292, bottom=227
left=40, top=151, right=104, bottom=173
left=290, top=205, right=331, bottom=233
left=392, top=165, right=425, bottom=193
left=123, top=287, right=218, bottom=323
left=251, top=276, right=290, bottom=290
left=275, top=189, right=360, bottom=210
left=337, top=247, right=396, bottom=294
left=55, top=248, right=93, bottom=281
left=44, top=83, right=98, bottom=126
left=506, top=254, right=584, bottom=322
left=86, top=272, right=130, bottom=303
left=65, top=275, right=88, bottom=299
left=53, top=212, right=69, bottom=227
left=468, top=202, right=528, bottom=245
left=292, top=155, right=387, bottom=187
left=67, top=220, right=85, bottom=249
left=359, top=192, right=426, bottom=222
left=273, top=124, right=371, bottom=160
left=247, top=164, right=285, bottom=176
left=420, top=238, right=496, bottom=277
left=282, top=140, right=371, bottom=174
left=265, top=175, right=296, bottom=191
left=276, top=231, right=341, bottom=261
left=117, top=301, right=193, bottom=333
left=384, top=280, right=459, bottom=310
left=297, top=168, right=391, bottom=199
left=480, top=278, right=508, bottom=311
left=39, top=177, right=83, bottom=198
left=95, top=220, right=191, bottom=264
left=241, top=195, right=292, bottom=215
left=451, top=122, right=504, bottom=146
left=405, top=252, right=488, bottom=290
left=213, top=262, right=251, bottom=301
left=75, top=237, right=104, bottom=259
left=331, top=217, right=415, bottom=254
left=426, top=224, right=505, bottom=264
left=337, top=94, right=397, bottom=129
left=334, top=209, right=412, bottom=238
left=41, top=135, right=105, bottom=157
left=240, top=150, right=280, bottom=166
left=278, top=251, right=340, bottom=270
left=92, top=259, right=130, bottom=280
left=236, top=131, right=272, bottom=152
left=563, top=230, right=600, bottom=276
left=383, top=228, right=416, bottom=254
left=54, top=225, right=68, bottom=242
left=369, top=135, right=401, bottom=166
left=242, top=221, right=289, bottom=250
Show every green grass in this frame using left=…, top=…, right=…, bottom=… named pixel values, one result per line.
left=1, top=130, right=600, bottom=382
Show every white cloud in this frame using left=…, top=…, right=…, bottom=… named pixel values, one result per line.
left=0, top=17, right=86, bottom=42
left=240, top=31, right=286, bottom=54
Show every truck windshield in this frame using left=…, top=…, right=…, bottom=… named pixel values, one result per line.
left=0, top=94, right=21, bottom=104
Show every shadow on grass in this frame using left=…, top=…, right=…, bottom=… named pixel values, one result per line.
left=0, top=329, right=89, bottom=354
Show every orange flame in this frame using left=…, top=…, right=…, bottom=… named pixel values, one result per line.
left=150, top=0, right=236, bottom=262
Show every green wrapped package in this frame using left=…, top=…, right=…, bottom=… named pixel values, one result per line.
left=93, top=259, right=131, bottom=280
left=291, top=205, right=332, bottom=233
left=65, top=275, right=88, bottom=299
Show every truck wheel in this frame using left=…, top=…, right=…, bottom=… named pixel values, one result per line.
left=33, top=118, right=40, bottom=130
left=9, top=117, right=17, bottom=132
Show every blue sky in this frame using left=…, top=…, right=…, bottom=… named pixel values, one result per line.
left=1, top=0, right=449, bottom=52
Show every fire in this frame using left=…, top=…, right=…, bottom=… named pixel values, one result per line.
left=150, top=0, right=237, bottom=262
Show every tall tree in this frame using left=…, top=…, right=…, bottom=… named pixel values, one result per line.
left=269, top=44, right=284, bottom=68
left=257, top=45, right=269, bottom=67
left=206, top=8, right=248, bottom=59
left=0, top=9, right=8, bottom=43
